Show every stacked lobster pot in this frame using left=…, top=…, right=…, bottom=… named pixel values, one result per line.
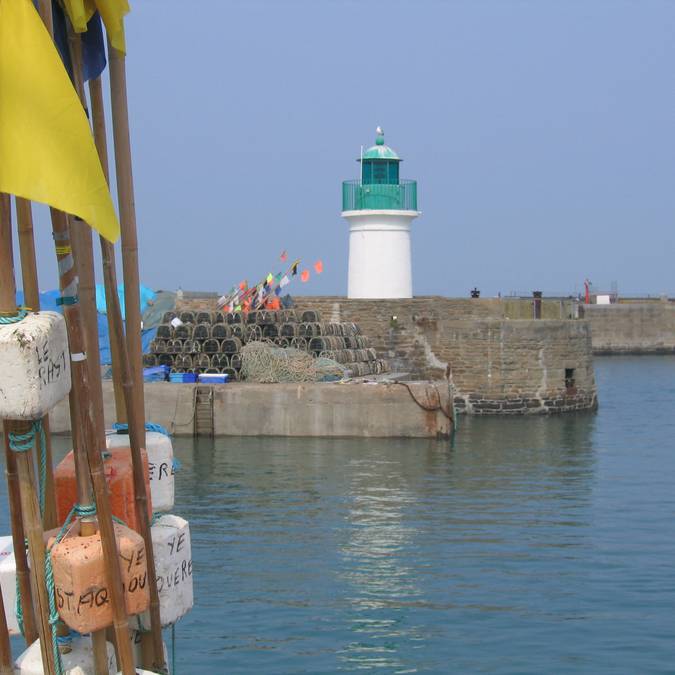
left=146, top=309, right=388, bottom=380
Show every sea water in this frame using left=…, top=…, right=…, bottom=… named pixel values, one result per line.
left=5, top=356, right=675, bottom=673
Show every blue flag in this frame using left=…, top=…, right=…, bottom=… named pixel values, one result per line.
left=52, top=3, right=107, bottom=82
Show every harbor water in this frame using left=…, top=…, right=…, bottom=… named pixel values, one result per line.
left=5, top=356, right=675, bottom=673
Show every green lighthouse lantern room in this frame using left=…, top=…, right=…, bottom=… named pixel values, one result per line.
left=361, top=127, right=400, bottom=184
left=342, top=127, right=417, bottom=212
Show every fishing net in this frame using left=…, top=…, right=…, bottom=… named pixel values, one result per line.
left=240, top=341, right=316, bottom=383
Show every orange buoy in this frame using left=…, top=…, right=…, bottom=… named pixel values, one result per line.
left=54, top=445, right=152, bottom=532
left=49, top=520, right=149, bottom=634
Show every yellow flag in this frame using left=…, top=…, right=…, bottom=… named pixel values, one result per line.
left=62, top=0, right=95, bottom=33
left=64, top=0, right=129, bottom=54
left=0, top=0, right=120, bottom=242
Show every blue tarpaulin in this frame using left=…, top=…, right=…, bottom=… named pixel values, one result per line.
left=17, top=289, right=159, bottom=366
left=95, top=283, right=156, bottom=319
left=98, top=315, right=157, bottom=366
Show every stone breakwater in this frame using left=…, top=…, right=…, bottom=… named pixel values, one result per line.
left=581, top=301, right=675, bottom=354
left=276, top=297, right=598, bottom=415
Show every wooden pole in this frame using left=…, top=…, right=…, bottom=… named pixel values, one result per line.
left=0, top=194, right=55, bottom=674
left=108, top=44, right=145, bottom=427
left=2, top=429, right=37, bottom=645
left=16, top=197, right=58, bottom=531
left=108, top=43, right=167, bottom=673
left=30, top=6, right=135, bottom=672
left=0, top=583, right=13, bottom=674
left=88, top=76, right=126, bottom=423
left=0, top=200, right=37, bottom=643
left=51, top=211, right=135, bottom=675
left=63, top=30, right=122, bottom=675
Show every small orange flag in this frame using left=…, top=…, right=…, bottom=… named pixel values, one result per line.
left=300, top=270, right=310, bottom=283
left=314, top=260, right=323, bottom=274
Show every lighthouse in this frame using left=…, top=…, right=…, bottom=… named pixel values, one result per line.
left=342, top=128, right=419, bottom=298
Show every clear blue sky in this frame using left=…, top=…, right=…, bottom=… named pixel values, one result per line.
left=20, top=0, right=675, bottom=298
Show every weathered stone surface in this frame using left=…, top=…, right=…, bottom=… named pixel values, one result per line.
left=583, top=302, right=675, bottom=354
left=171, top=295, right=600, bottom=417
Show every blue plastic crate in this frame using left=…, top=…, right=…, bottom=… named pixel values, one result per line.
left=197, top=373, right=229, bottom=384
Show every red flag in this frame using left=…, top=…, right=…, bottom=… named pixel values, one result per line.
left=280, top=250, right=288, bottom=262
left=239, top=280, right=248, bottom=291
left=301, top=270, right=310, bottom=283
left=314, top=260, right=323, bottom=274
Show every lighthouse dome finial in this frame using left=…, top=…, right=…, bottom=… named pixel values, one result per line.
left=375, top=126, right=384, bottom=145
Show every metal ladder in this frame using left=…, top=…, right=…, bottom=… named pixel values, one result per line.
left=193, top=386, right=214, bottom=437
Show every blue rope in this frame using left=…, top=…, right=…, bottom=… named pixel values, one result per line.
left=0, top=308, right=29, bottom=324
left=8, top=421, right=48, bottom=517
left=7, top=428, right=35, bottom=453
left=44, top=505, right=83, bottom=675
left=28, top=503, right=99, bottom=675
left=14, top=541, right=27, bottom=637
left=112, top=421, right=171, bottom=436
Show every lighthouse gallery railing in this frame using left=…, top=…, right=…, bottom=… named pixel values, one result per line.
left=342, top=179, right=417, bottom=212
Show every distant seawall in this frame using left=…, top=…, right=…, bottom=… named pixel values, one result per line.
left=180, top=296, right=597, bottom=415
left=581, top=302, right=675, bottom=354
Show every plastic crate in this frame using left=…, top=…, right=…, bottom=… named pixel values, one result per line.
left=197, top=373, right=229, bottom=384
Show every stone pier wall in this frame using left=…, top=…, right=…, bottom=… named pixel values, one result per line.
left=178, top=296, right=597, bottom=415
left=581, top=302, right=675, bottom=354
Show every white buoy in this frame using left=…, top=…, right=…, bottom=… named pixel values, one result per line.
left=0, top=536, right=18, bottom=635
left=14, top=635, right=116, bottom=674
left=0, top=311, right=71, bottom=419
left=107, top=431, right=175, bottom=513
left=139, top=514, right=193, bottom=629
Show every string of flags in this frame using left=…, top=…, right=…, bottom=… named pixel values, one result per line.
left=217, top=252, right=324, bottom=312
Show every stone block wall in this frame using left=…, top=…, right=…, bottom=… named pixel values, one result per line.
left=582, top=302, right=675, bottom=354
left=289, top=298, right=596, bottom=415
left=176, top=296, right=597, bottom=415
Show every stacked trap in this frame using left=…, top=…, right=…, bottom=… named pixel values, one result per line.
left=145, top=309, right=388, bottom=381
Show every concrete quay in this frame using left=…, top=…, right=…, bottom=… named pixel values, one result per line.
left=45, top=380, right=453, bottom=439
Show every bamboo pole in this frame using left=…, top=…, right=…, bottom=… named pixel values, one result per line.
left=63, top=29, right=121, bottom=675
left=108, top=44, right=167, bottom=673
left=88, top=76, right=126, bottom=423
left=0, top=583, right=13, bottom=674
left=30, top=4, right=135, bottom=671
left=0, top=194, right=55, bottom=674
left=16, top=197, right=58, bottom=531
left=0, top=219, right=38, bottom=642
left=51, top=211, right=135, bottom=675
left=108, top=43, right=145, bottom=427
left=2, top=429, right=37, bottom=645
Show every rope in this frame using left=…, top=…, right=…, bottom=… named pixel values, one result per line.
left=44, top=504, right=85, bottom=675
left=8, top=421, right=48, bottom=517
left=0, top=308, right=29, bottom=324
left=391, top=381, right=455, bottom=422
left=112, top=422, right=171, bottom=436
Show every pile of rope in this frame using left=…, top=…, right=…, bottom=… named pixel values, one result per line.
left=240, top=341, right=317, bottom=383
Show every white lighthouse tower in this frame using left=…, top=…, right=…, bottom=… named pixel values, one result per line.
left=342, top=128, right=419, bottom=298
